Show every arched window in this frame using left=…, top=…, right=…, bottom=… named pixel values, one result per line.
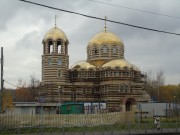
left=57, top=58, right=62, bottom=65
left=95, top=48, right=97, bottom=54
left=48, top=40, right=53, bottom=54
left=101, top=45, right=109, bottom=54
left=48, top=58, right=52, bottom=65
left=112, top=47, right=117, bottom=54
left=114, top=71, right=119, bottom=76
left=120, top=85, right=124, bottom=92
left=57, top=40, right=62, bottom=53
left=94, top=47, right=99, bottom=54
left=57, top=70, right=61, bottom=77
left=92, top=47, right=99, bottom=57
left=125, top=85, right=129, bottom=93
left=102, top=47, right=108, bottom=53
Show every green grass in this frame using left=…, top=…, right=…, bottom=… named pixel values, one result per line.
left=0, top=121, right=180, bottom=134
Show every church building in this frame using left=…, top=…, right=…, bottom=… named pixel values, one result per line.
left=41, top=19, right=150, bottom=112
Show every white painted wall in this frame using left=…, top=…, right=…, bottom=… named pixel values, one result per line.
left=137, top=102, right=180, bottom=117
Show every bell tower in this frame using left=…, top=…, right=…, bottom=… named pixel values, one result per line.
left=42, top=23, right=69, bottom=85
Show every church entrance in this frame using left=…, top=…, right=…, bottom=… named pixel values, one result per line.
left=125, top=98, right=136, bottom=111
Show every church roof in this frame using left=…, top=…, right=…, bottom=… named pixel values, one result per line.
left=43, top=27, right=69, bottom=43
left=71, top=60, right=95, bottom=70
left=88, top=31, right=124, bottom=47
left=102, top=59, right=140, bottom=71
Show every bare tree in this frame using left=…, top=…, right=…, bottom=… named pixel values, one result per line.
left=156, top=69, right=165, bottom=86
left=17, top=78, right=26, bottom=88
left=29, top=73, right=41, bottom=102
left=156, top=69, right=165, bottom=102
left=146, top=69, right=165, bottom=102
left=29, top=73, right=40, bottom=88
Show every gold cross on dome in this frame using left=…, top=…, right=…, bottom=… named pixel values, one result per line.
left=104, top=16, right=107, bottom=32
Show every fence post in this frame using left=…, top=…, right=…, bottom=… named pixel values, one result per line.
left=101, top=124, right=104, bottom=135
left=128, top=122, right=131, bottom=134
left=176, top=119, right=177, bottom=133
left=111, top=124, right=113, bottom=135
left=40, top=126, right=43, bottom=135
left=160, top=121, right=162, bottom=133
left=62, top=126, right=64, bottom=135
left=144, top=122, right=147, bottom=134
left=83, top=124, right=85, bottom=135
left=18, top=127, right=20, bottom=135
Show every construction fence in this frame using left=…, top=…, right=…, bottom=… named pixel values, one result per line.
left=0, top=112, right=180, bottom=135
left=0, top=112, right=134, bottom=128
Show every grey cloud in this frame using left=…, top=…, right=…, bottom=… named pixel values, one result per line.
left=16, top=31, right=40, bottom=49
left=1, top=0, right=180, bottom=88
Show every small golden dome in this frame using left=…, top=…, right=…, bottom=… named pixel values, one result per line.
left=71, top=60, right=95, bottom=70
left=43, top=27, right=68, bottom=43
left=88, top=31, right=123, bottom=46
left=102, top=59, right=140, bottom=71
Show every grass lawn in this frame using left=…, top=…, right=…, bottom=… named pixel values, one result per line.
left=0, top=119, right=179, bottom=134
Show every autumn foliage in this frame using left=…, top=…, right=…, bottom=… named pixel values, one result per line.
left=146, top=70, right=180, bottom=102
left=15, top=88, right=33, bottom=102
left=159, top=84, right=180, bottom=102
left=14, top=75, right=40, bottom=102
left=2, top=90, right=13, bottom=112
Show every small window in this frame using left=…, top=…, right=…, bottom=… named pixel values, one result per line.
left=125, top=85, right=129, bottom=93
left=48, top=58, right=52, bottom=65
left=103, top=47, right=107, bottom=53
left=57, top=58, right=62, bottom=65
left=115, top=71, right=119, bottom=76
left=95, top=49, right=97, bottom=54
left=93, top=47, right=99, bottom=54
left=57, top=40, right=62, bottom=53
left=57, top=70, right=61, bottom=77
left=48, top=40, right=53, bottom=53
left=120, top=85, right=124, bottom=92
left=112, top=48, right=117, bottom=54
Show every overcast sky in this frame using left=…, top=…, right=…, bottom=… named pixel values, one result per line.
left=0, top=0, right=180, bottom=88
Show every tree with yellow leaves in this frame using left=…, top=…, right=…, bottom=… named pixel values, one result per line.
left=2, top=90, right=13, bottom=113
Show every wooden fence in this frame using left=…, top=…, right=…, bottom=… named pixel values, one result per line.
left=0, top=111, right=134, bottom=128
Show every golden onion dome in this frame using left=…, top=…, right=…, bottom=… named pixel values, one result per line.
left=43, top=27, right=68, bottom=43
left=71, top=60, right=95, bottom=70
left=88, top=31, right=123, bottom=47
left=102, top=59, right=140, bottom=71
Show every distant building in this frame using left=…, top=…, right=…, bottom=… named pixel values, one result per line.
left=137, top=102, right=180, bottom=117
left=41, top=19, right=150, bottom=112
left=13, top=102, right=59, bottom=114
